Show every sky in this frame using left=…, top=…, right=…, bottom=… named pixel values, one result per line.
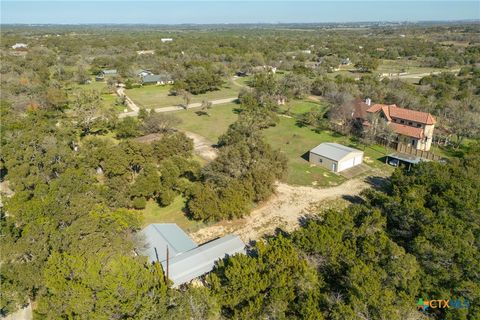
left=1, top=1, right=479, bottom=24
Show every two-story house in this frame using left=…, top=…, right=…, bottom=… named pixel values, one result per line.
left=364, top=102, right=436, bottom=151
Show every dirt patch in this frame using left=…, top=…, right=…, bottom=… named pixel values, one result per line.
left=134, top=133, right=164, bottom=144
left=183, top=131, right=218, bottom=162
left=190, top=170, right=388, bottom=244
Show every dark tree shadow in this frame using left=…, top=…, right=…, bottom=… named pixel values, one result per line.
left=342, top=194, right=364, bottom=204
left=365, top=175, right=391, bottom=192
left=295, top=119, right=308, bottom=128
left=300, top=151, right=310, bottom=162
left=195, top=111, right=210, bottom=116
left=298, top=213, right=323, bottom=227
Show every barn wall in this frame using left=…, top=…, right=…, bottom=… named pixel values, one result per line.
left=309, top=152, right=338, bottom=172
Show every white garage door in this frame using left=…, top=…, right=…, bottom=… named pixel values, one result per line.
left=338, top=157, right=355, bottom=172
left=353, top=154, right=363, bottom=165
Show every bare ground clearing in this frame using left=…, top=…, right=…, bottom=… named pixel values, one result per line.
left=190, top=171, right=388, bottom=244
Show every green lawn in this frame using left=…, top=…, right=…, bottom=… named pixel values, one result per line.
left=68, top=79, right=122, bottom=111
left=280, top=99, right=328, bottom=115
left=376, top=59, right=450, bottom=74
left=172, top=102, right=239, bottom=142
left=167, top=99, right=392, bottom=187
left=264, top=118, right=394, bottom=186
left=140, top=196, right=210, bottom=233
left=126, top=83, right=240, bottom=109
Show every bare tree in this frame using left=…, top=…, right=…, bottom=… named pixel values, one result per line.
left=328, top=97, right=355, bottom=134
left=200, top=100, right=213, bottom=115
left=141, top=113, right=181, bottom=134
left=178, top=89, right=191, bottom=109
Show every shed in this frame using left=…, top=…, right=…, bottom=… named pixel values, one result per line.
left=309, top=142, right=364, bottom=172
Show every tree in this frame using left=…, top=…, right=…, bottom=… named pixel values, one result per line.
left=45, top=87, right=69, bottom=110
left=355, top=56, right=379, bottom=73
left=71, top=90, right=115, bottom=135
left=75, top=64, right=90, bottom=84
left=37, top=253, right=167, bottom=319
left=116, top=117, right=139, bottom=138
left=199, top=100, right=213, bottom=116
left=140, top=113, right=181, bottom=134
left=209, top=235, right=323, bottom=319
left=279, top=73, right=311, bottom=99
left=177, top=89, right=191, bottom=109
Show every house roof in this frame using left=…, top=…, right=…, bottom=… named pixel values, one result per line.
left=367, top=104, right=436, bottom=125
left=310, top=143, right=363, bottom=162
left=101, top=69, right=117, bottom=75
left=139, top=224, right=197, bottom=263
left=162, top=234, right=245, bottom=287
left=389, top=122, right=424, bottom=139
left=353, top=99, right=370, bottom=119
left=142, top=74, right=172, bottom=83
left=135, top=69, right=152, bottom=75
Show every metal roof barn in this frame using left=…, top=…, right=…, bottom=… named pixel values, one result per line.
left=139, top=224, right=245, bottom=287
left=163, top=234, right=245, bottom=287
left=140, top=224, right=197, bottom=263
left=310, top=143, right=363, bottom=162
left=309, top=143, right=364, bottom=173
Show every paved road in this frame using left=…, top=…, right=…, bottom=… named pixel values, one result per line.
left=381, top=69, right=460, bottom=80
left=117, top=87, right=141, bottom=118
left=118, top=95, right=237, bottom=118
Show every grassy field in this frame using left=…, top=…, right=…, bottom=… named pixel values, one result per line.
left=263, top=116, right=392, bottom=186
left=328, top=59, right=455, bottom=83
left=376, top=59, right=450, bottom=75
left=280, top=99, right=328, bottom=115
left=172, top=102, right=240, bottom=142
left=140, top=196, right=210, bottom=233
left=68, top=79, right=123, bottom=111
left=126, top=82, right=240, bottom=109
left=167, top=99, right=392, bottom=187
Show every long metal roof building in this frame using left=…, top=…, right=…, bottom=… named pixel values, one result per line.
left=163, top=234, right=245, bottom=287
left=139, top=224, right=245, bottom=287
left=140, top=224, right=197, bottom=263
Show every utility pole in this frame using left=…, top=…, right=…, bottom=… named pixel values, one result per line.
left=166, top=245, right=169, bottom=284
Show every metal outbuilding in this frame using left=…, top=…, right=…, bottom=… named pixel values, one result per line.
left=139, top=224, right=245, bottom=287
left=140, top=223, right=197, bottom=263
left=164, top=234, right=245, bottom=287
left=309, top=142, right=364, bottom=172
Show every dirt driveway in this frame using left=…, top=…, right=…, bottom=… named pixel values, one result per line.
left=184, top=131, right=218, bottom=162
left=190, top=172, right=387, bottom=244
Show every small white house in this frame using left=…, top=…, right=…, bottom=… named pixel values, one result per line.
left=309, top=143, right=364, bottom=173
left=161, top=38, right=173, bottom=43
left=12, top=43, right=28, bottom=50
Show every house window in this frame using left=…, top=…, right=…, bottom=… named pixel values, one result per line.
left=411, top=139, right=416, bottom=146
left=417, top=123, right=422, bottom=128
left=400, top=120, right=405, bottom=124
left=318, top=158, right=323, bottom=163
left=408, top=122, right=413, bottom=126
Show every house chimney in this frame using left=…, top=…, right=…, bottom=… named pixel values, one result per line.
left=365, top=98, right=371, bottom=106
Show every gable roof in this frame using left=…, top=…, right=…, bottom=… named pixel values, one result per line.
left=310, top=143, right=363, bottom=162
left=101, top=69, right=117, bottom=75
left=141, top=74, right=172, bottom=83
left=162, top=234, right=245, bottom=287
left=140, top=224, right=197, bottom=263
left=389, top=123, right=424, bottom=139
left=367, top=104, right=436, bottom=125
